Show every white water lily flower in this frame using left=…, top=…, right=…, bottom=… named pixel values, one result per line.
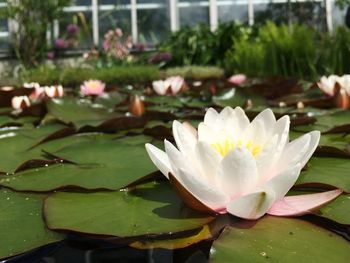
left=44, top=85, right=64, bottom=98
left=318, top=75, right=350, bottom=96
left=152, top=76, right=185, bottom=96
left=12, top=96, right=30, bottom=110
left=145, top=107, right=341, bottom=219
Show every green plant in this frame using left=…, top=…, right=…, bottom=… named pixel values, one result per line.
left=159, top=24, right=216, bottom=66
left=0, top=0, right=71, bottom=66
left=319, top=27, right=350, bottom=75
left=20, top=65, right=160, bottom=86
left=225, top=22, right=318, bottom=79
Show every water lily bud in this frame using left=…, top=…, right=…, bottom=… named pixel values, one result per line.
left=335, top=88, right=350, bottom=110
left=278, top=101, right=286, bottom=107
left=12, top=96, right=30, bottom=110
left=297, top=101, right=304, bottom=109
left=244, top=99, right=253, bottom=109
left=129, top=95, right=145, bottom=117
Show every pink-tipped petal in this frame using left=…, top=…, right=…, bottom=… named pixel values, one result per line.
left=267, top=189, right=342, bottom=217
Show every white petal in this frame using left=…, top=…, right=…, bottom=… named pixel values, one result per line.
left=198, top=123, right=217, bottom=143
left=257, top=115, right=290, bottom=179
left=152, top=81, right=167, bottom=95
left=233, top=107, right=250, bottom=131
left=172, top=120, right=197, bottom=155
left=176, top=168, right=229, bottom=212
left=145, top=143, right=172, bottom=178
left=195, top=141, right=221, bottom=184
left=218, top=147, right=258, bottom=197
left=244, top=109, right=276, bottom=144
left=262, top=163, right=302, bottom=201
left=299, top=131, right=320, bottom=168
left=227, top=190, right=275, bottom=220
left=204, top=107, right=219, bottom=126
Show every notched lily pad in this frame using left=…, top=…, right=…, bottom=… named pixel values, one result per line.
left=44, top=181, right=214, bottom=238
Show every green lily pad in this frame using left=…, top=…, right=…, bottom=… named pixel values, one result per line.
left=0, top=189, right=64, bottom=259
left=213, top=88, right=266, bottom=108
left=44, top=181, right=214, bottom=237
left=317, top=194, right=350, bottom=225
left=296, top=157, right=350, bottom=192
left=1, top=135, right=159, bottom=191
left=47, top=97, right=121, bottom=128
left=0, top=124, right=67, bottom=173
left=295, top=110, right=350, bottom=133
left=211, top=216, right=350, bottom=263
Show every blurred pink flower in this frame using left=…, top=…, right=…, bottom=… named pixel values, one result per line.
left=80, top=80, right=106, bottom=96
left=228, top=74, right=247, bottom=86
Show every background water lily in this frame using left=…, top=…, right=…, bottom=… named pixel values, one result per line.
left=318, top=75, right=350, bottom=97
left=44, top=85, right=64, bottom=98
left=152, top=76, right=185, bottom=96
left=146, top=107, right=341, bottom=219
left=11, top=95, right=30, bottom=110
left=80, top=80, right=106, bottom=96
left=228, top=74, right=247, bottom=86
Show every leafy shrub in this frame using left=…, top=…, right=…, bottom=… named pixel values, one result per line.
left=225, top=22, right=318, bottom=79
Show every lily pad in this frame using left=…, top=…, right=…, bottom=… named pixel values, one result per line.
left=1, top=135, right=159, bottom=191
left=44, top=181, right=214, bottom=237
left=211, top=216, right=350, bottom=263
left=317, top=194, right=350, bottom=225
left=0, top=124, right=67, bottom=173
left=0, top=189, right=64, bottom=259
left=47, top=97, right=121, bottom=128
left=296, top=157, right=350, bottom=192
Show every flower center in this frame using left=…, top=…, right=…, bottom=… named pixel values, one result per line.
left=211, top=139, right=262, bottom=157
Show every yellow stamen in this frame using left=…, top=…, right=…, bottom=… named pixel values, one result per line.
left=211, top=139, right=262, bottom=157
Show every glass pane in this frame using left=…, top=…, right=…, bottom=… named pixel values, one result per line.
left=99, top=9, right=131, bottom=42
left=254, top=0, right=326, bottom=30
left=179, top=0, right=209, bottom=27
left=332, top=3, right=348, bottom=28
left=59, top=11, right=93, bottom=48
left=99, top=0, right=130, bottom=5
left=72, top=0, right=92, bottom=5
left=217, top=0, right=248, bottom=24
left=137, top=4, right=170, bottom=44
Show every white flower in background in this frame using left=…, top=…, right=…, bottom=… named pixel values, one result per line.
left=44, top=85, right=64, bottom=98
left=146, top=107, right=341, bottom=220
left=11, top=96, right=31, bottom=110
left=318, top=75, right=350, bottom=97
left=152, top=76, right=185, bottom=96
left=23, top=82, right=40, bottom=89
